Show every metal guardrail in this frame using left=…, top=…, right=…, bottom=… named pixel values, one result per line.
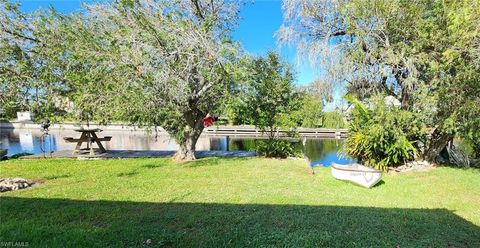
left=204, top=126, right=348, bottom=138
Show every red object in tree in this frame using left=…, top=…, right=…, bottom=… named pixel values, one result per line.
left=203, top=114, right=214, bottom=127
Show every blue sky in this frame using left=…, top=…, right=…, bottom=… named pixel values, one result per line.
left=233, top=1, right=315, bottom=85
left=19, top=0, right=316, bottom=85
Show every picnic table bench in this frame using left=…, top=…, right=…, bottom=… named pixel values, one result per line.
left=63, top=128, right=112, bottom=155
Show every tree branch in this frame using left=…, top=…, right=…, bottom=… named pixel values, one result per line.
left=190, top=0, right=205, bottom=20
left=1, top=27, right=40, bottom=43
left=330, top=30, right=346, bottom=37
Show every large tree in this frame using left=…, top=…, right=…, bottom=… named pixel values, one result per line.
left=234, top=52, right=299, bottom=158
left=278, top=0, right=480, bottom=162
left=242, top=52, right=296, bottom=137
left=80, top=0, right=239, bottom=161
left=1, top=0, right=240, bottom=161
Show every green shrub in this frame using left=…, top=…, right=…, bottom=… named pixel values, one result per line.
left=0, top=149, right=7, bottom=159
left=255, top=140, right=299, bottom=158
left=344, top=96, right=425, bottom=171
left=460, top=136, right=480, bottom=159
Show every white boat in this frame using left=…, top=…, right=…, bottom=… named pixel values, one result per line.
left=331, top=163, right=382, bottom=188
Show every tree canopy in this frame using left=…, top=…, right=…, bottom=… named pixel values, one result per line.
left=279, top=0, right=480, bottom=161
left=0, top=0, right=240, bottom=160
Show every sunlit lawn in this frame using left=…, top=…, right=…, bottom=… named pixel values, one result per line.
left=1, top=157, right=479, bottom=247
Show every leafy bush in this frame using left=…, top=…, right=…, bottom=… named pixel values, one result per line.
left=345, top=96, right=425, bottom=171
left=0, top=149, right=7, bottom=160
left=460, top=136, right=480, bottom=160
left=255, top=140, right=300, bottom=158
left=457, top=101, right=480, bottom=159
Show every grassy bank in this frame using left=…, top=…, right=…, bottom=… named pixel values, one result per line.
left=1, top=158, right=479, bottom=247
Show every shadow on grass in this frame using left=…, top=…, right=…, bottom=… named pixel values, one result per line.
left=142, top=163, right=166, bottom=169
left=330, top=178, right=386, bottom=188
left=117, top=170, right=139, bottom=177
left=1, top=197, right=479, bottom=247
left=372, top=180, right=385, bottom=187
left=182, top=157, right=252, bottom=168
left=437, top=163, right=480, bottom=171
left=182, top=157, right=222, bottom=167
left=43, top=174, right=71, bottom=180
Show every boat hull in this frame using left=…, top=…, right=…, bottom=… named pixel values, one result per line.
left=331, top=163, right=382, bottom=188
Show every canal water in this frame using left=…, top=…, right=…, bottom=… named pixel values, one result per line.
left=0, top=128, right=354, bottom=166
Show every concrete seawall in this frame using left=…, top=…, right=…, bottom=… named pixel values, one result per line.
left=0, top=121, right=348, bottom=138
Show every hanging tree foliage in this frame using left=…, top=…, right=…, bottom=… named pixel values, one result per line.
left=78, top=0, right=240, bottom=161
left=0, top=0, right=122, bottom=123
left=0, top=1, right=52, bottom=118
left=1, top=0, right=240, bottom=161
left=278, top=0, right=480, bottom=162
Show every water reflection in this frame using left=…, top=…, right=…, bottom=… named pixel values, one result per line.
left=0, top=128, right=353, bottom=166
left=301, top=139, right=355, bottom=167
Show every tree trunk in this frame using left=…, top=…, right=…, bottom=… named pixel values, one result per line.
left=173, top=126, right=203, bottom=161
left=172, top=114, right=204, bottom=161
left=400, top=87, right=409, bottom=109
left=423, top=129, right=454, bottom=162
left=173, top=141, right=196, bottom=161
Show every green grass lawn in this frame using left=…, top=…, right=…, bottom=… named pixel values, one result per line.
left=1, top=157, right=479, bottom=247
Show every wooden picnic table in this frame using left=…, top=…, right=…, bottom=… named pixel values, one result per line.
left=63, top=128, right=112, bottom=155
